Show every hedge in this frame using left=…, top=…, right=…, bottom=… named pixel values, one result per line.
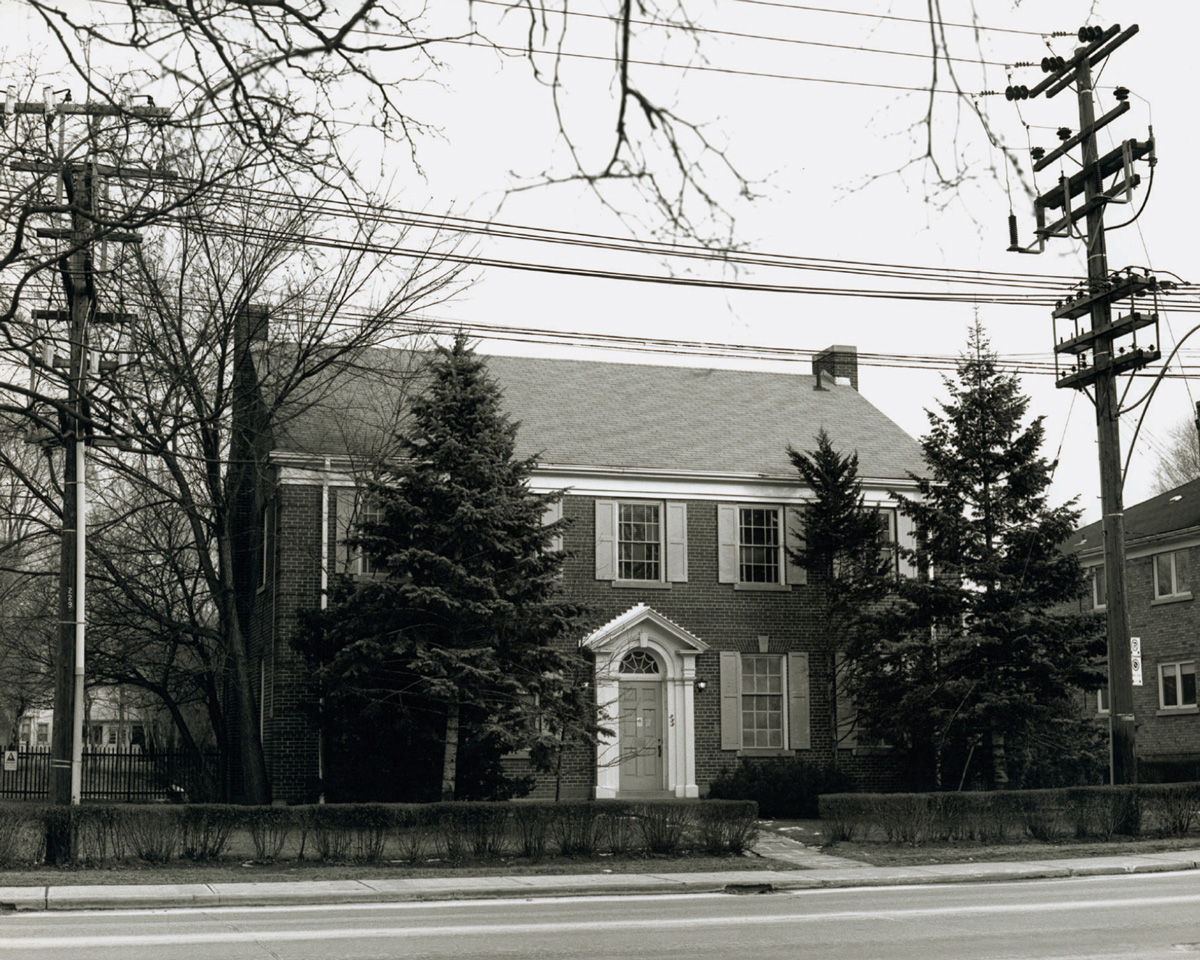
left=0, top=798, right=758, bottom=866
left=819, top=782, right=1200, bottom=845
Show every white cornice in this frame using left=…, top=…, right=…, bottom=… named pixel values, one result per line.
left=271, top=453, right=921, bottom=505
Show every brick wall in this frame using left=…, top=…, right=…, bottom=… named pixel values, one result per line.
left=1118, top=544, right=1200, bottom=765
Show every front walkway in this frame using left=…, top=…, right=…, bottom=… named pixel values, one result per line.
left=750, top=831, right=867, bottom=869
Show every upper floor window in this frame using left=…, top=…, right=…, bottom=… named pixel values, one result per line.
left=619, top=502, right=662, bottom=581
left=335, top=488, right=385, bottom=578
left=595, top=500, right=687, bottom=584
left=718, top=504, right=806, bottom=588
left=1159, top=661, right=1197, bottom=710
left=739, top=508, right=781, bottom=584
left=1153, top=551, right=1189, bottom=600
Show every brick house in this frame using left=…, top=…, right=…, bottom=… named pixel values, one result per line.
left=1068, top=479, right=1200, bottom=779
left=240, top=344, right=926, bottom=802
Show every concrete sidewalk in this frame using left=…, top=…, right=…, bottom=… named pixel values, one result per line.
left=2, top=835, right=1198, bottom=913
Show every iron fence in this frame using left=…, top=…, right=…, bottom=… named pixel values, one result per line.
left=0, top=748, right=220, bottom=802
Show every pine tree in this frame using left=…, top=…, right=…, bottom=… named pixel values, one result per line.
left=788, top=429, right=891, bottom=764
left=850, top=324, right=1105, bottom=790
left=295, top=337, right=589, bottom=801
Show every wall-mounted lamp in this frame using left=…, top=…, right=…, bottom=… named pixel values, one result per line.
left=694, top=680, right=707, bottom=693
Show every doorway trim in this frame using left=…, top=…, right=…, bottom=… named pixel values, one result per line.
left=581, top=604, right=708, bottom=799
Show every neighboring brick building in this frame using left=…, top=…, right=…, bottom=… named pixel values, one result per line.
left=1068, top=479, right=1200, bottom=780
left=243, top=345, right=926, bottom=802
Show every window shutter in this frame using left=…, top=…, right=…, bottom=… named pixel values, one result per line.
left=787, top=652, right=811, bottom=750
left=666, top=501, right=688, bottom=582
left=543, top=500, right=564, bottom=553
left=896, top=511, right=917, bottom=578
left=719, top=651, right=742, bottom=750
left=835, top=652, right=858, bottom=749
left=595, top=500, right=616, bottom=580
left=785, top=506, right=807, bottom=586
left=717, top=504, right=739, bottom=584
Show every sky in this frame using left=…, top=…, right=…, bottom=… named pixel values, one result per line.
left=8, top=0, right=1199, bottom=524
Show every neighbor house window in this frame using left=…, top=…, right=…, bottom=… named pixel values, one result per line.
left=741, top=655, right=784, bottom=748
left=36, top=723, right=49, bottom=745
left=618, top=502, right=662, bottom=581
left=739, top=508, right=781, bottom=584
left=1153, top=551, right=1188, bottom=600
left=1159, top=661, right=1197, bottom=710
left=355, top=499, right=383, bottom=576
left=335, top=488, right=386, bottom=578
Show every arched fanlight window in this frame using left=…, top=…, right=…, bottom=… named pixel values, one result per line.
left=619, top=650, right=660, bottom=674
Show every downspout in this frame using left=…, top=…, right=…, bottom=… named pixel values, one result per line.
left=318, top=458, right=330, bottom=803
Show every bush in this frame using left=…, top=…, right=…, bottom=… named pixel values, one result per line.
left=246, top=806, right=295, bottom=860
left=551, top=801, right=601, bottom=857
left=694, top=801, right=759, bottom=855
left=0, top=806, right=40, bottom=866
left=708, top=758, right=854, bottom=819
left=181, top=804, right=240, bottom=860
left=123, top=805, right=182, bottom=862
left=1141, top=783, right=1200, bottom=837
left=635, top=802, right=692, bottom=855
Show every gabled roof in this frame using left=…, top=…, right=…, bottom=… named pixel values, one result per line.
left=272, top=349, right=925, bottom=482
left=580, top=603, right=709, bottom=653
left=1068, top=476, right=1200, bottom=556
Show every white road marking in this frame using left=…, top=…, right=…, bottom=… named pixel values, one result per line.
left=6, top=892, right=1200, bottom=951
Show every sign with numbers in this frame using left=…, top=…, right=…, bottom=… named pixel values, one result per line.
left=1131, top=636, right=1143, bottom=686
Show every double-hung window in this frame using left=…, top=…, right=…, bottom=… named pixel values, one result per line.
left=1159, top=661, right=1197, bottom=710
left=335, top=488, right=384, bottom=578
left=594, top=500, right=687, bottom=584
left=719, top=651, right=810, bottom=753
left=717, top=504, right=806, bottom=587
left=618, top=502, right=662, bottom=581
left=1153, top=551, right=1189, bottom=600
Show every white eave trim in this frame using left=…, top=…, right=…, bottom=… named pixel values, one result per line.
left=270, top=452, right=923, bottom=505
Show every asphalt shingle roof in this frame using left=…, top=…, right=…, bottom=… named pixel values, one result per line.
left=1069, top=476, right=1200, bottom=553
left=273, top=350, right=925, bottom=481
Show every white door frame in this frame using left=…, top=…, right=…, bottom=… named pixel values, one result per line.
left=581, top=605, right=708, bottom=799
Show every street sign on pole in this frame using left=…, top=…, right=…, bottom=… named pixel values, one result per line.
left=1131, top=636, right=1143, bottom=686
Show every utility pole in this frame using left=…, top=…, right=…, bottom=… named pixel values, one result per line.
left=7, top=90, right=169, bottom=861
left=1008, top=25, right=1159, bottom=785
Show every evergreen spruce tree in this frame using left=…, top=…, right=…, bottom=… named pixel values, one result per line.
left=788, top=430, right=891, bottom=764
left=850, top=324, right=1105, bottom=790
left=295, top=337, right=590, bottom=801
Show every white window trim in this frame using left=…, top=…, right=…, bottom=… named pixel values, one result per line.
left=595, top=499, right=687, bottom=585
left=1157, top=660, right=1198, bottom=712
left=719, top=650, right=809, bottom=754
left=617, top=499, right=667, bottom=583
left=1152, top=551, right=1190, bottom=602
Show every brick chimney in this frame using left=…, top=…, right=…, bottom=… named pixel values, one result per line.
left=813, top=345, right=858, bottom=391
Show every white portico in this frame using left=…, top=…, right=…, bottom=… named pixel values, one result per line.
left=581, top=604, right=708, bottom=799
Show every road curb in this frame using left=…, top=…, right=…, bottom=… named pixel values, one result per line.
left=2, top=854, right=1198, bottom=911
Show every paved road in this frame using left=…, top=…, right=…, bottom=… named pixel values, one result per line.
left=4, top=871, right=1200, bottom=960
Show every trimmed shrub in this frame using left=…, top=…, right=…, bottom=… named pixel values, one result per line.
left=551, top=801, right=601, bottom=857
left=709, top=758, right=854, bottom=819
left=0, top=805, right=40, bottom=865
left=512, top=803, right=550, bottom=861
left=694, top=800, right=759, bottom=855
left=181, top=804, right=240, bottom=861
left=246, top=805, right=295, bottom=860
left=1141, top=783, right=1200, bottom=837
left=123, top=805, right=182, bottom=862
left=635, top=802, right=692, bottom=855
